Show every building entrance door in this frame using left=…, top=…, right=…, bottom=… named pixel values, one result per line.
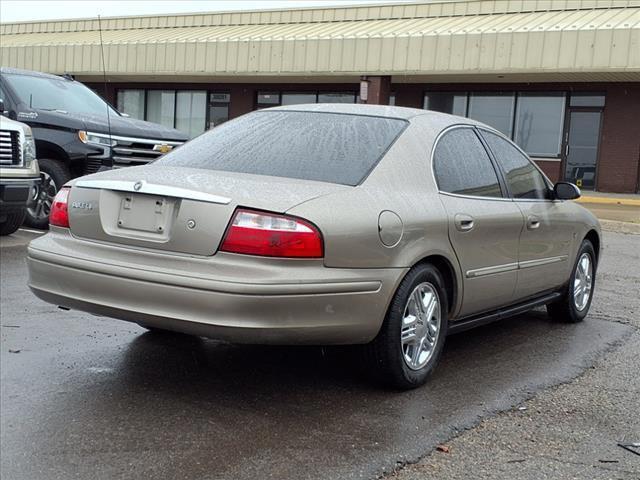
left=564, top=110, right=602, bottom=190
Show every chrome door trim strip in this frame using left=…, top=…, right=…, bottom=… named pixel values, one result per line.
left=74, top=179, right=232, bottom=205
left=518, top=255, right=568, bottom=270
left=466, top=262, right=518, bottom=278
left=466, top=255, right=569, bottom=278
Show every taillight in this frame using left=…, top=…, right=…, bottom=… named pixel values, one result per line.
left=220, top=209, right=323, bottom=258
left=49, top=187, right=71, bottom=228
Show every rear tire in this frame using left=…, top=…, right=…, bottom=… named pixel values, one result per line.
left=0, top=209, right=27, bottom=236
left=547, top=240, right=596, bottom=323
left=365, top=263, right=448, bottom=390
left=24, top=158, right=71, bottom=230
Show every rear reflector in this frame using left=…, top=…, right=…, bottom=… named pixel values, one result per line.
left=49, top=187, right=71, bottom=228
left=220, top=209, right=323, bottom=258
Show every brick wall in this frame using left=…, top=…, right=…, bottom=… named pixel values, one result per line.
left=534, top=160, right=562, bottom=183
left=597, top=84, right=640, bottom=193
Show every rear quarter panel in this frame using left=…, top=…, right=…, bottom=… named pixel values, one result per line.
left=287, top=116, right=463, bottom=309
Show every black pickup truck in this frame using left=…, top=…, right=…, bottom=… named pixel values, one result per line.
left=0, top=67, right=188, bottom=228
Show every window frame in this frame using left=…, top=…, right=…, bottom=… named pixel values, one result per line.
left=255, top=90, right=360, bottom=109
left=430, top=124, right=510, bottom=202
left=116, top=87, right=226, bottom=136
left=477, top=126, right=555, bottom=202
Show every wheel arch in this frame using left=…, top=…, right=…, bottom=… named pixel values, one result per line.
left=584, top=229, right=600, bottom=264
left=412, top=254, right=459, bottom=317
left=35, top=140, right=70, bottom=165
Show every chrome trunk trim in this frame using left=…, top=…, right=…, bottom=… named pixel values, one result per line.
left=74, top=179, right=232, bottom=205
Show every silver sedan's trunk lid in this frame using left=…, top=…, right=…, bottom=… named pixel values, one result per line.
left=67, top=166, right=347, bottom=256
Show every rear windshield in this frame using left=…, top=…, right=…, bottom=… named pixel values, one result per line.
left=156, top=110, right=407, bottom=186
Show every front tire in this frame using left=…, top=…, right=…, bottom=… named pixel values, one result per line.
left=366, top=263, right=448, bottom=390
left=24, top=158, right=71, bottom=230
left=0, top=209, right=27, bottom=236
left=547, top=239, right=596, bottom=323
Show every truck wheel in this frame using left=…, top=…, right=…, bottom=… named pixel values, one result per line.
left=25, top=158, right=71, bottom=230
left=0, top=209, right=27, bottom=236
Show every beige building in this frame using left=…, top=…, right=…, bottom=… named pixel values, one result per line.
left=1, top=0, right=640, bottom=191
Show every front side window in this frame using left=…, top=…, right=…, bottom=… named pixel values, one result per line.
left=433, top=128, right=503, bottom=198
left=157, top=111, right=407, bottom=186
left=481, top=130, right=550, bottom=200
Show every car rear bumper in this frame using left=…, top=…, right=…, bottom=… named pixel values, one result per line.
left=27, top=233, right=405, bottom=345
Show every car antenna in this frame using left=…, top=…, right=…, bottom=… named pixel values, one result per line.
left=97, top=14, right=113, bottom=155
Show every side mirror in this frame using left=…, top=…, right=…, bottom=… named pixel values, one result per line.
left=554, top=182, right=581, bottom=200
left=0, top=99, right=5, bottom=116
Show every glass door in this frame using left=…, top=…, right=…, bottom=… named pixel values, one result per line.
left=564, top=110, right=602, bottom=190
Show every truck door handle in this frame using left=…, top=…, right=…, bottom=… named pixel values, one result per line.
left=527, top=215, right=541, bottom=230
left=454, top=214, right=475, bottom=232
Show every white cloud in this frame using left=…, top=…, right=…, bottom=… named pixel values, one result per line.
left=0, top=0, right=416, bottom=23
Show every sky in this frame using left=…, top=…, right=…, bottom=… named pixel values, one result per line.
left=0, top=0, right=419, bottom=23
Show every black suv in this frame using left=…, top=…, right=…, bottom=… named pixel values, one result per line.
left=0, top=67, right=188, bottom=228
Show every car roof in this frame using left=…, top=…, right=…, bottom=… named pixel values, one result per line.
left=270, top=103, right=461, bottom=121
left=0, top=67, right=71, bottom=81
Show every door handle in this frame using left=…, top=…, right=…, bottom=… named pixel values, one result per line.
left=454, top=213, right=475, bottom=232
left=527, top=215, right=541, bottom=230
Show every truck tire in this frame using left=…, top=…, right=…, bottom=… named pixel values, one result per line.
left=24, top=158, right=71, bottom=230
left=0, top=209, right=27, bottom=236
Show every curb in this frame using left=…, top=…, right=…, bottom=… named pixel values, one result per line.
left=599, top=219, right=640, bottom=235
left=577, top=196, right=640, bottom=206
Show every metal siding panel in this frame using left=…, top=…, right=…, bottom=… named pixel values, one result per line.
left=404, top=36, right=423, bottom=70
left=392, top=35, right=410, bottom=71
left=575, top=29, right=596, bottom=68
left=448, top=34, right=468, bottom=70
left=592, top=28, right=614, bottom=68
left=540, top=31, right=562, bottom=69
left=280, top=39, right=295, bottom=72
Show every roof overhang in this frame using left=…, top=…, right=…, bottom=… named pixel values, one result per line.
left=1, top=0, right=639, bottom=81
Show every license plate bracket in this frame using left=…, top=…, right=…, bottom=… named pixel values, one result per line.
left=117, top=193, right=173, bottom=234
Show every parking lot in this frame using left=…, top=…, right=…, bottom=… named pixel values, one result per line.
left=1, top=229, right=638, bottom=480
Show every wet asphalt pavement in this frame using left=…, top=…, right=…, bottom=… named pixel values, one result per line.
left=0, top=230, right=635, bottom=480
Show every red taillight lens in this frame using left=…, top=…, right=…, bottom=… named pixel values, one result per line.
left=49, top=187, right=70, bottom=228
left=220, top=209, right=323, bottom=258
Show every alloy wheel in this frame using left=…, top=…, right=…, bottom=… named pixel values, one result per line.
left=401, top=282, right=441, bottom=370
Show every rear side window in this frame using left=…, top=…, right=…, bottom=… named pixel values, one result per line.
left=157, top=110, right=407, bottom=186
left=433, top=128, right=503, bottom=198
left=481, top=131, right=551, bottom=200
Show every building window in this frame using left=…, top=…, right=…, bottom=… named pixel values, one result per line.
left=468, top=93, right=516, bottom=137
left=257, top=91, right=358, bottom=108
left=424, top=93, right=467, bottom=116
left=176, top=91, right=207, bottom=138
left=514, top=93, right=565, bottom=157
left=281, top=92, right=317, bottom=105
left=257, top=92, right=280, bottom=109
left=146, top=90, right=176, bottom=129
left=570, top=93, right=605, bottom=107
left=209, top=92, right=230, bottom=128
left=117, top=89, right=145, bottom=120
left=318, top=92, right=357, bottom=103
